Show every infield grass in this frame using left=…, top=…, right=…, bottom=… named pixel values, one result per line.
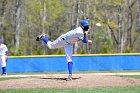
left=0, top=77, right=27, bottom=81
left=0, top=86, right=140, bottom=93
left=119, top=75, right=140, bottom=79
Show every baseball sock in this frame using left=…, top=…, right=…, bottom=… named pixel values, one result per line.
left=41, top=36, right=49, bottom=44
left=2, top=67, right=6, bottom=74
left=68, top=62, right=73, bottom=76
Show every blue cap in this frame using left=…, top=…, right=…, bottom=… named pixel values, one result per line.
left=0, top=38, right=4, bottom=43
left=80, top=19, right=90, bottom=27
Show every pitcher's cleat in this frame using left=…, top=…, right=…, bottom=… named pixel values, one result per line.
left=66, top=75, right=72, bottom=81
left=1, top=73, right=7, bottom=76
left=36, top=34, right=46, bottom=41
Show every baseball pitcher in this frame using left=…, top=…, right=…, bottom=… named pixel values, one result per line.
left=36, top=19, right=92, bottom=81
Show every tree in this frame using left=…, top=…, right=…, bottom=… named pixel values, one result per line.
left=14, top=0, right=21, bottom=53
left=1, top=0, right=140, bottom=55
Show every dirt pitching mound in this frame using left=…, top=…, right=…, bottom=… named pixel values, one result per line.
left=0, top=73, right=140, bottom=89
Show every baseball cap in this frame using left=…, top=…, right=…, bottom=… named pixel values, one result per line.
left=80, top=19, right=90, bottom=27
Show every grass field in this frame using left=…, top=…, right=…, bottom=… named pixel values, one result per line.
left=0, top=86, right=140, bottom=93
left=119, top=75, right=140, bottom=79
left=0, top=77, right=26, bottom=81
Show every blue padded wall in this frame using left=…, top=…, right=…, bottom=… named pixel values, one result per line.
left=0, top=54, right=139, bottom=73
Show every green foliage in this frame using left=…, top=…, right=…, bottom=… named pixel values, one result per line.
left=102, top=47, right=110, bottom=54
left=107, top=0, right=124, bottom=6
left=1, top=0, right=140, bottom=55
left=34, top=46, right=43, bottom=55
left=79, top=49, right=86, bottom=54
left=56, top=49, right=65, bottom=54
left=27, top=0, right=64, bottom=26
left=123, top=48, right=132, bottom=53
left=10, top=47, right=24, bottom=56
left=93, top=26, right=114, bottom=53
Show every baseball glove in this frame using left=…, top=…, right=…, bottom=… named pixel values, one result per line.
left=36, top=37, right=40, bottom=41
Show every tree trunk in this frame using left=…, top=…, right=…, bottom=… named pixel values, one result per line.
left=41, top=1, right=47, bottom=54
left=74, top=0, right=80, bottom=54
left=0, top=0, right=6, bottom=36
left=14, top=0, right=21, bottom=53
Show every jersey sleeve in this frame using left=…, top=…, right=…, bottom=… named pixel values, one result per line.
left=77, top=32, right=84, bottom=40
left=78, top=33, right=88, bottom=43
left=5, top=45, right=8, bottom=51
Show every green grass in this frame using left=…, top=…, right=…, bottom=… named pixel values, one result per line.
left=0, top=86, right=140, bottom=93
left=0, top=77, right=26, bottom=81
left=119, top=75, right=140, bottom=79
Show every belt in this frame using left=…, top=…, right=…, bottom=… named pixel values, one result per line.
left=62, top=38, right=69, bottom=44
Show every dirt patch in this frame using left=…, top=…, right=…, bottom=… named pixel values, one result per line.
left=0, top=74, right=140, bottom=89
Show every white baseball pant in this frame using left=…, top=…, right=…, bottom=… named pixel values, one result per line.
left=46, top=36, right=73, bottom=62
left=0, top=55, right=6, bottom=67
